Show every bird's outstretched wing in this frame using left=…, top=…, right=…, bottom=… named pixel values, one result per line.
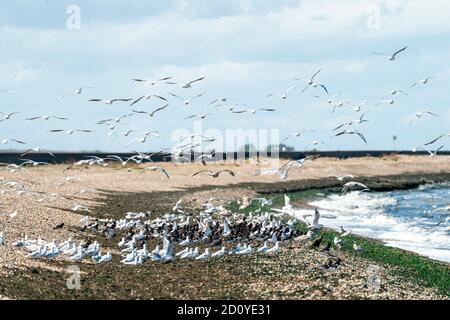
left=392, top=46, right=408, bottom=58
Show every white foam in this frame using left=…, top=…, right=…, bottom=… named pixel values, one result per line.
left=307, top=191, right=450, bottom=263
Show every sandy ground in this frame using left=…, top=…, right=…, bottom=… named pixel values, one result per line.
left=0, top=155, right=449, bottom=299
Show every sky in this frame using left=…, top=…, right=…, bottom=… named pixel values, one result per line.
left=0, top=0, right=449, bottom=153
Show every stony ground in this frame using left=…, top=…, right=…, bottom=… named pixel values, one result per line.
left=0, top=155, right=449, bottom=299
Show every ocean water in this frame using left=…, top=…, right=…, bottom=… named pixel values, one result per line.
left=307, top=183, right=450, bottom=263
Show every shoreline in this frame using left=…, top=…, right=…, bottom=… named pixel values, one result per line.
left=1, top=157, right=449, bottom=299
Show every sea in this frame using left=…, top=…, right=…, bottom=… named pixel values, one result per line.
left=307, top=183, right=450, bottom=263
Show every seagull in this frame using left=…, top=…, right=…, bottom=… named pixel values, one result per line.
left=256, top=241, right=269, bottom=253
left=374, top=99, right=395, bottom=107
left=410, top=76, right=435, bottom=88
left=266, top=86, right=297, bottom=99
left=195, top=248, right=211, bottom=260
left=0, top=112, right=21, bottom=121
left=409, top=111, right=438, bottom=128
left=335, top=129, right=367, bottom=144
left=1, top=138, right=26, bottom=145
left=297, top=69, right=328, bottom=94
left=414, top=145, right=445, bottom=157
left=138, top=166, right=170, bottom=179
left=21, top=147, right=55, bottom=157
left=307, top=208, right=323, bottom=230
left=372, top=45, right=408, bottom=61
left=247, top=108, right=276, bottom=114
left=332, top=112, right=370, bottom=131
left=129, top=94, right=168, bottom=106
left=62, top=86, right=92, bottom=97
left=184, top=113, right=212, bottom=120
left=169, top=92, right=206, bottom=105
left=132, top=76, right=173, bottom=86
left=192, top=169, right=235, bottom=178
left=181, top=76, right=206, bottom=88
left=386, top=89, right=408, bottom=96
left=132, top=104, right=169, bottom=117
left=47, top=129, right=93, bottom=134
left=353, top=243, right=363, bottom=252
left=281, top=130, right=315, bottom=143
left=26, top=115, right=68, bottom=121
left=265, top=241, right=280, bottom=254
left=341, top=181, right=370, bottom=195
left=304, top=140, right=329, bottom=150
left=211, top=247, right=226, bottom=258
left=89, top=98, right=133, bottom=105
left=424, top=132, right=450, bottom=146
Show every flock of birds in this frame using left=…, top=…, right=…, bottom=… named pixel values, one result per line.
left=0, top=45, right=449, bottom=267
left=0, top=194, right=363, bottom=267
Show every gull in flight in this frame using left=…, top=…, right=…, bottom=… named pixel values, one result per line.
left=304, top=140, right=329, bottom=150
left=332, top=111, right=370, bottom=131
left=409, top=111, right=438, bottom=128
left=129, top=94, right=168, bottom=107
left=21, top=147, right=55, bottom=157
left=386, top=89, right=408, bottom=96
left=424, top=132, right=450, bottom=146
left=372, top=45, right=408, bottom=61
left=169, top=92, right=206, bottom=105
left=297, top=69, right=329, bottom=94
left=312, top=92, right=342, bottom=105
left=138, top=166, right=170, bottom=179
left=1, top=138, right=26, bottom=145
left=248, top=108, right=276, bottom=114
left=0, top=112, right=21, bottom=122
left=335, top=129, right=367, bottom=144
left=192, top=169, right=235, bottom=178
left=266, top=86, right=297, bottom=100
left=132, top=76, right=173, bottom=86
left=89, top=98, right=133, bottom=105
left=181, top=76, right=206, bottom=88
left=131, top=104, right=169, bottom=118
left=26, top=115, right=68, bottom=121
left=414, top=145, right=444, bottom=157
left=307, top=208, right=323, bottom=230
left=374, top=99, right=395, bottom=107
left=341, top=181, right=370, bottom=195
left=280, top=130, right=314, bottom=143
left=410, top=76, right=435, bottom=88
left=62, top=86, right=92, bottom=97
left=47, top=129, right=93, bottom=134
left=184, top=113, right=212, bottom=120
left=208, top=97, right=228, bottom=106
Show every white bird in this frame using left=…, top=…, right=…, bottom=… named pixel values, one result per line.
left=409, top=111, right=438, bottom=128
left=297, top=69, right=328, bottom=94
left=256, top=241, right=269, bottom=253
left=132, top=76, right=173, bottom=86
left=410, top=76, right=435, bottom=88
left=169, top=92, right=206, bottom=105
left=266, top=86, right=297, bottom=99
left=138, top=166, right=170, bottom=179
left=280, top=130, right=314, bottom=143
left=374, top=99, right=395, bottom=106
left=304, top=140, right=329, bottom=150
left=1, top=138, right=26, bottom=145
left=307, top=208, right=323, bottom=230
left=179, top=236, right=192, bottom=246
left=129, top=94, right=168, bottom=107
left=335, top=129, right=368, bottom=144
left=333, top=112, right=370, bottom=131
left=341, top=181, right=370, bottom=195
left=424, top=132, right=450, bottom=146
left=333, top=237, right=342, bottom=249
left=132, top=103, right=169, bottom=117
left=47, top=129, right=93, bottom=135
left=414, top=145, right=444, bottom=157
left=353, top=243, right=363, bottom=252
left=89, top=98, right=132, bottom=105
left=386, top=89, right=408, bottom=96
left=26, top=115, right=68, bottom=121
left=195, top=248, right=211, bottom=260
left=266, top=241, right=280, bottom=254
left=0, top=112, right=21, bottom=121
left=184, top=113, right=212, bottom=120
left=372, top=45, right=408, bottom=61
left=211, top=247, right=226, bottom=258
left=181, top=76, right=206, bottom=88
left=20, top=147, right=55, bottom=157
left=63, top=86, right=92, bottom=97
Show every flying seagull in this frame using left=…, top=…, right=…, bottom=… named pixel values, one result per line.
left=0, top=112, right=21, bottom=121
left=372, top=45, right=408, bottom=61
left=266, top=86, right=297, bottom=100
left=296, top=69, right=329, bottom=94
left=0, top=138, right=26, bottom=145
left=132, top=104, right=169, bottom=117
left=335, top=129, right=368, bottom=144
left=47, top=129, right=93, bottom=134
left=409, top=111, right=438, bottom=128
left=169, top=92, right=206, bottom=105
left=341, top=181, right=370, bottom=195
left=410, top=76, right=435, bottom=88
left=181, top=76, right=206, bottom=88
left=89, top=98, right=133, bottom=105
left=132, top=77, right=173, bottom=86
left=129, top=94, right=168, bottom=107
left=192, top=169, right=235, bottom=178
left=63, top=86, right=92, bottom=97
left=138, top=166, right=170, bottom=179
left=26, top=115, right=68, bottom=121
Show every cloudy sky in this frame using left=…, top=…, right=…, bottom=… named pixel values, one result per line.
left=0, top=0, right=449, bottom=152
